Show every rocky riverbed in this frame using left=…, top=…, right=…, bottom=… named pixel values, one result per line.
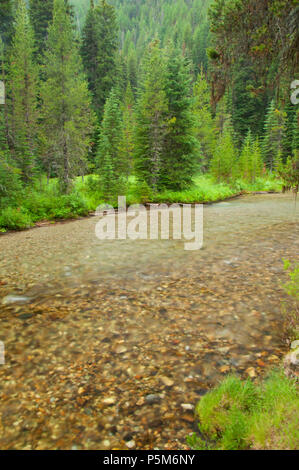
left=0, top=194, right=298, bottom=449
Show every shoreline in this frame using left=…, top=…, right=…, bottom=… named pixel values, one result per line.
left=0, top=190, right=281, bottom=236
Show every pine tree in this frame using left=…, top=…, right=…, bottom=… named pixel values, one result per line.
left=8, top=0, right=39, bottom=182
left=134, top=40, right=168, bottom=191
left=81, top=0, right=118, bottom=119
left=119, top=83, right=135, bottom=180
left=96, top=88, right=125, bottom=199
left=238, top=131, right=263, bottom=182
left=193, top=69, right=216, bottom=169
left=283, top=99, right=296, bottom=161
left=29, top=0, right=53, bottom=57
left=238, top=130, right=253, bottom=181
left=210, top=129, right=236, bottom=183
left=160, top=47, right=197, bottom=190
left=0, top=0, right=14, bottom=47
left=29, top=0, right=73, bottom=58
left=81, top=0, right=99, bottom=103
left=292, top=110, right=299, bottom=158
left=127, top=47, right=138, bottom=95
left=0, top=38, right=8, bottom=154
left=262, top=100, right=285, bottom=171
left=40, top=0, right=95, bottom=193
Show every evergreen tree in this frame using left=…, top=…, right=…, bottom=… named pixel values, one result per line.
left=81, top=0, right=99, bottom=104
left=81, top=0, right=118, bottom=120
left=262, top=100, right=285, bottom=171
left=96, top=88, right=125, bottom=199
left=119, top=83, right=135, bottom=180
left=193, top=69, right=216, bottom=169
left=292, top=111, right=299, bottom=158
left=127, top=47, right=138, bottom=96
left=29, top=0, right=53, bottom=57
left=0, top=38, right=8, bottom=154
left=210, top=129, right=236, bottom=183
left=238, top=131, right=263, bottom=182
left=134, top=40, right=168, bottom=191
left=230, top=58, right=267, bottom=145
left=282, top=99, right=296, bottom=161
left=29, top=0, right=73, bottom=58
left=40, top=0, right=95, bottom=193
left=8, top=0, right=39, bottom=182
left=0, top=0, right=14, bottom=47
left=161, top=47, right=197, bottom=190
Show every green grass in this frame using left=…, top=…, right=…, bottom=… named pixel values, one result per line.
left=0, top=173, right=283, bottom=231
left=187, top=370, right=299, bottom=450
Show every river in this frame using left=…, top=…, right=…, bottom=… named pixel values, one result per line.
left=0, top=193, right=298, bottom=449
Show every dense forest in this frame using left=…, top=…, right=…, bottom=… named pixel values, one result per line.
left=0, top=0, right=298, bottom=230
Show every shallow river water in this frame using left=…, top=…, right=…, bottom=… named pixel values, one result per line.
left=0, top=193, right=298, bottom=449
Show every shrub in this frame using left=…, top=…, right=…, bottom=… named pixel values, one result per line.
left=0, top=207, right=33, bottom=230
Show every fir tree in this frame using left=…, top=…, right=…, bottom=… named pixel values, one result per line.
left=96, top=88, right=125, bottom=199
left=262, top=100, right=285, bottom=171
left=282, top=99, right=297, bottom=161
left=193, top=69, right=216, bottom=169
left=134, top=40, right=168, bottom=191
left=81, top=0, right=99, bottom=104
left=29, top=0, right=73, bottom=58
left=40, top=0, right=95, bottom=193
left=161, top=47, right=197, bottom=190
left=210, top=129, right=236, bottom=183
left=8, top=0, right=39, bottom=182
left=96, top=0, right=119, bottom=119
left=292, top=110, right=299, bottom=158
left=29, top=0, right=53, bottom=58
left=81, top=0, right=118, bottom=119
left=238, top=131, right=263, bottom=182
left=119, top=83, right=135, bottom=180
left=0, top=0, right=14, bottom=47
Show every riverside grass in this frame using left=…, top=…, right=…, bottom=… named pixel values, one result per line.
left=187, top=370, right=299, bottom=450
left=0, top=174, right=283, bottom=231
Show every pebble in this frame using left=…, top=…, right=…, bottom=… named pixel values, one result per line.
left=145, top=394, right=162, bottom=404
left=160, top=376, right=174, bottom=387
left=2, top=295, right=31, bottom=305
left=180, top=404, right=194, bottom=411
left=126, top=440, right=135, bottom=449
left=103, top=397, right=117, bottom=405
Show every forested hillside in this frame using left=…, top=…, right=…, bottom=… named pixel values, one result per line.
left=73, top=0, right=210, bottom=67
left=0, top=0, right=298, bottom=230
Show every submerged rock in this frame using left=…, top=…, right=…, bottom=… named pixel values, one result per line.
left=2, top=295, right=31, bottom=305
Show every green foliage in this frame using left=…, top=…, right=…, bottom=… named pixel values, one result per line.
left=40, top=0, right=95, bottom=193
left=29, top=0, right=54, bottom=58
left=188, top=371, right=299, bottom=450
left=0, top=206, right=32, bottom=230
left=81, top=0, right=119, bottom=119
left=210, top=129, right=236, bottom=183
left=276, top=155, right=299, bottom=190
left=238, top=132, right=264, bottom=183
left=0, top=0, right=14, bottom=47
left=96, top=88, right=126, bottom=200
left=134, top=40, right=168, bottom=191
left=7, top=0, right=39, bottom=183
left=192, top=70, right=216, bottom=167
left=283, top=260, right=299, bottom=302
left=161, top=47, right=198, bottom=190
left=0, top=153, right=22, bottom=207
left=262, top=100, right=285, bottom=171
